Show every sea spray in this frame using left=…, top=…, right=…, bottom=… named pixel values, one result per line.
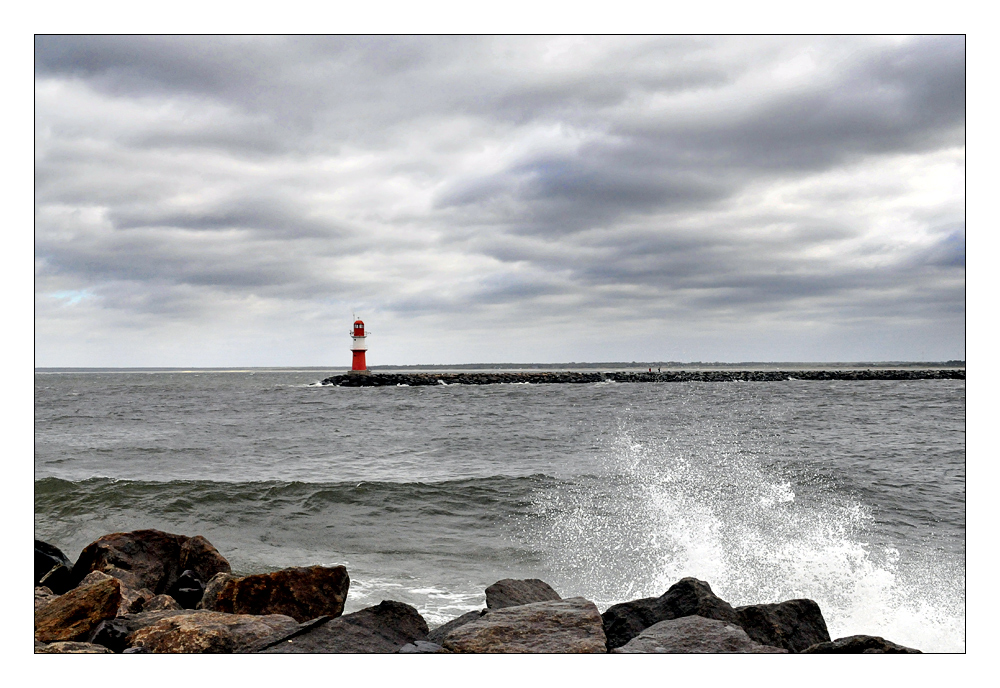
left=522, top=418, right=965, bottom=651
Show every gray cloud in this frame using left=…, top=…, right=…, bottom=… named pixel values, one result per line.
left=34, top=35, right=965, bottom=366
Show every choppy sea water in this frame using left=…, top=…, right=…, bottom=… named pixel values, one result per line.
left=34, top=370, right=965, bottom=652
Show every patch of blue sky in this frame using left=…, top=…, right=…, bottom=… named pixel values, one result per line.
left=48, top=290, right=93, bottom=305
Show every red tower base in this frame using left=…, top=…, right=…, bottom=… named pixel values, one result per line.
left=351, top=350, right=368, bottom=373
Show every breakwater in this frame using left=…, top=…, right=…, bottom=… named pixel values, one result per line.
left=321, top=369, right=964, bottom=386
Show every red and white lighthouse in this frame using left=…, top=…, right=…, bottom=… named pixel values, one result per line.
left=350, top=319, right=368, bottom=374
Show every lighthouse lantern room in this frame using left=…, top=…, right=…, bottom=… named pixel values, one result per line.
left=350, top=319, right=369, bottom=374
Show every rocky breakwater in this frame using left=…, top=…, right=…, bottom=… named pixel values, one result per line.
left=322, top=368, right=964, bottom=387
left=36, top=534, right=923, bottom=653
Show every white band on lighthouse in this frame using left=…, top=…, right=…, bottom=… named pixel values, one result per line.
left=351, top=336, right=368, bottom=351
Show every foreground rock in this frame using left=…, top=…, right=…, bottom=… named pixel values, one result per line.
left=735, top=599, right=831, bottom=652
left=486, top=579, right=561, bottom=609
left=128, top=610, right=298, bottom=653
left=801, top=635, right=921, bottom=653
left=88, top=610, right=198, bottom=652
left=35, top=586, right=57, bottom=611
left=613, top=616, right=788, bottom=653
left=35, top=540, right=75, bottom=594
left=443, top=597, right=606, bottom=653
left=202, top=565, right=349, bottom=623
left=35, top=641, right=114, bottom=654
left=71, top=530, right=231, bottom=596
left=427, top=610, right=485, bottom=645
left=79, top=570, right=152, bottom=616
left=602, top=577, right=739, bottom=650
left=35, top=576, right=123, bottom=643
left=260, top=600, right=428, bottom=653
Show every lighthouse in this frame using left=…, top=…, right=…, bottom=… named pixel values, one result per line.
left=350, top=319, right=369, bottom=374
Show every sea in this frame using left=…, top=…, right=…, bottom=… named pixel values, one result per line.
left=33, top=369, right=966, bottom=652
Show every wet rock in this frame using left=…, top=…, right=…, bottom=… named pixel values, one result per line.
left=128, top=610, right=298, bottom=653
left=250, top=615, right=334, bottom=652
left=198, top=571, right=238, bottom=610
left=35, top=586, right=57, bottom=612
left=399, top=640, right=447, bottom=653
left=613, top=616, right=789, bottom=653
left=485, top=579, right=561, bottom=609
left=35, top=576, right=122, bottom=643
left=71, top=529, right=231, bottom=595
left=144, top=594, right=183, bottom=612
left=204, top=565, right=349, bottom=623
left=801, top=635, right=921, bottom=653
left=735, top=599, right=831, bottom=652
left=38, top=564, right=75, bottom=595
left=442, top=597, right=606, bottom=653
left=87, top=610, right=197, bottom=652
left=167, top=569, right=205, bottom=609
left=602, top=577, right=740, bottom=650
left=35, top=540, right=73, bottom=586
left=260, top=600, right=428, bottom=653
left=426, top=610, right=485, bottom=645
left=35, top=641, right=113, bottom=654
left=79, top=570, right=151, bottom=615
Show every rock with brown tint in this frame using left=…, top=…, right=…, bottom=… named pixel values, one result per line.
left=70, top=529, right=230, bottom=595
left=35, top=577, right=122, bottom=643
left=88, top=610, right=197, bottom=652
left=204, top=565, right=349, bottom=623
left=35, top=641, right=114, bottom=654
left=79, top=570, right=152, bottom=615
left=485, top=579, right=561, bottom=609
left=198, top=572, right=238, bottom=610
left=35, top=586, right=57, bottom=612
left=259, top=600, right=427, bottom=653
left=426, top=610, right=485, bottom=645
left=613, top=615, right=789, bottom=653
left=144, top=594, right=183, bottom=612
left=128, top=610, right=298, bottom=653
left=442, top=597, right=606, bottom=653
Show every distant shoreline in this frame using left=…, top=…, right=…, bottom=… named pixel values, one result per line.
left=322, top=369, right=965, bottom=387
left=35, top=361, right=965, bottom=374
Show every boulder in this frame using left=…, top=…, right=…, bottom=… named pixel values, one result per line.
left=35, top=576, right=122, bottom=643
left=260, top=600, right=428, bottom=653
left=38, top=564, right=75, bottom=595
left=198, top=571, right=238, bottom=610
left=442, top=597, right=606, bottom=653
left=128, top=610, right=299, bottom=653
left=79, top=570, right=152, bottom=615
left=735, top=599, right=831, bottom=652
left=35, top=641, right=114, bottom=654
left=250, top=615, right=334, bottom=652
left=399, top=641, right=448, bottom=653
left=88, top=610, right=198, bottom=652
left=144, top=594, right=183, bottom=612
left=613, top=615, right=789, bottom=653
left=801, top=635, right=921, bottom=653
left=602, top=577, right=739, bottom=650
left=35, top=540, right=73, bottom=586
left=70, top=529, right=230, bottom=594
left=485, top=578, right=561, bottom=609
left=203, top=565, right=349, bottom=623
left=426, top=610, right=485, bottom=645
left=166, top=569, right=205, bottom=609
left=35, top=586, right=57, bottom=611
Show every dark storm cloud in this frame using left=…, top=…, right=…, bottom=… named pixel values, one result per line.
left=34, top=35, right=965, bottom=365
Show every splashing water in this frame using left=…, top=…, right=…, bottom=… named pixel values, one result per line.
left=525, top=419, right=965, bottom=652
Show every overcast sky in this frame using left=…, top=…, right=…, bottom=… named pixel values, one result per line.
left=34, top=35, right=965, bottom=367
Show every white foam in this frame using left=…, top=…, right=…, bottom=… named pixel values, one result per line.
left=528, top=423, right=965, bottom=652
